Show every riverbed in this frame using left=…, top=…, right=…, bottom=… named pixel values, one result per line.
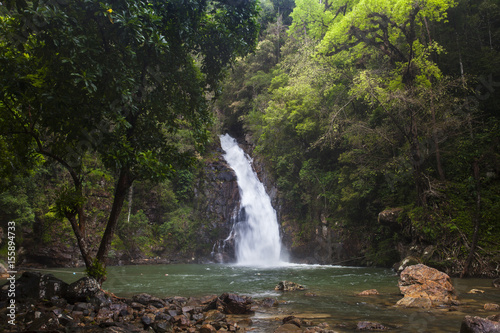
left=38, top=263, right=500, bottom=332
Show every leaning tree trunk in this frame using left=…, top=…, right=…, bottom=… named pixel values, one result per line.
left=66, top=212, right=93, bottom=269
left=91, top=167, right=133, bottom=282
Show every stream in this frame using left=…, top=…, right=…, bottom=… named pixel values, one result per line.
left=29, top=135, right=500, bottom=332
left=43, top=263, right=500, bottom=332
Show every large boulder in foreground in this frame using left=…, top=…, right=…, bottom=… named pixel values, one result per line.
left=1, top=271, right=68, bottom=301
left=65, top=276, right=102, bottom=303
left=396, top=264, right=457, bottom=308
left=460, top=316, right=500, bottom=333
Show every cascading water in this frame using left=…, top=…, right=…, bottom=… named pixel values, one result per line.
left=220, top=134, right=283, bottom=266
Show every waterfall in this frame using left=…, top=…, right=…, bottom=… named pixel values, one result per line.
left=220, top=134, right=283, bottom=266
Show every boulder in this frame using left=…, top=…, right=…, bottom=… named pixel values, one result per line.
left=132, top=293, right=166, bottom=308
left=65, top=277, right=101, bottom=303
left=4, top=272, right=68, bottom=301
left=460, top=316, right=500, bottom=333
left=216, top=293, right=253, bottom=314
left=275, top=281, right=305, bottom=291
left=396, top=264, right=457, bottom=308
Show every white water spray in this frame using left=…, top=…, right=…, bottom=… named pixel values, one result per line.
left=220, top=134, right=283, bottom=266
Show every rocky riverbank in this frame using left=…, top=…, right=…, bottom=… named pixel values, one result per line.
left=1, top=265, right=499, bottom=332
left=0, top=272, right=340, bottom=332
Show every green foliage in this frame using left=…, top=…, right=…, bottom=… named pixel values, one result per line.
left=366, top=235, right=401, bottom=267
left=216, top=0, right=500, bottom=273
left=173, top=170, right=195, bottom=202
left=159, top=206, right=200, bottom=252
left=85, top=258, right=106, bottom=281
left=289, top=0, right=350, bottom=40
left=117, top=209, right=154, bottom=256
left=0, top=189, right=34, bottom=226
left=0, top=0, right=260, bottom=275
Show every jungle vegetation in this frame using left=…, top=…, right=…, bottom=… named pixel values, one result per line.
left=1, top=0, right=499, bottom=278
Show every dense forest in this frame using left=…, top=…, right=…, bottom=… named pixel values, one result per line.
left=217, top=0, right=500, bottom=277
left=1, top=0, right=499, bottom=279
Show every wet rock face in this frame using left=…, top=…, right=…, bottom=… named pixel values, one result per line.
left=194, top=155, right=240, bottom=263
left=23, top=244, right=82, bottom=268
left=396, top=264, right=457, bottom=308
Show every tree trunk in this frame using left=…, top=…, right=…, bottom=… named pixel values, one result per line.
left=95, top=168, right=133, bottom=280
left=66, top=212, right=93, bottom=269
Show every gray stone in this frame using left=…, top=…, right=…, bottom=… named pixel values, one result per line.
left=141, top=313, right=155, bottom=327
left=460, top=316, right=500, bottom=333
left=217, top=293, right=253, bottom=314
left=65, top=277, right=101, bottom=303
left=132, top=293, right=166, bottom=308
left=154, top=320, right=172, bottom=333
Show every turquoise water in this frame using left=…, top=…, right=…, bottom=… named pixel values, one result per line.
left=41, top=264, right=500, bottom=332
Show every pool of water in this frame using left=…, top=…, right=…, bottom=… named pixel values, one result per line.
left=40, top=264, right=500, bottom=332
